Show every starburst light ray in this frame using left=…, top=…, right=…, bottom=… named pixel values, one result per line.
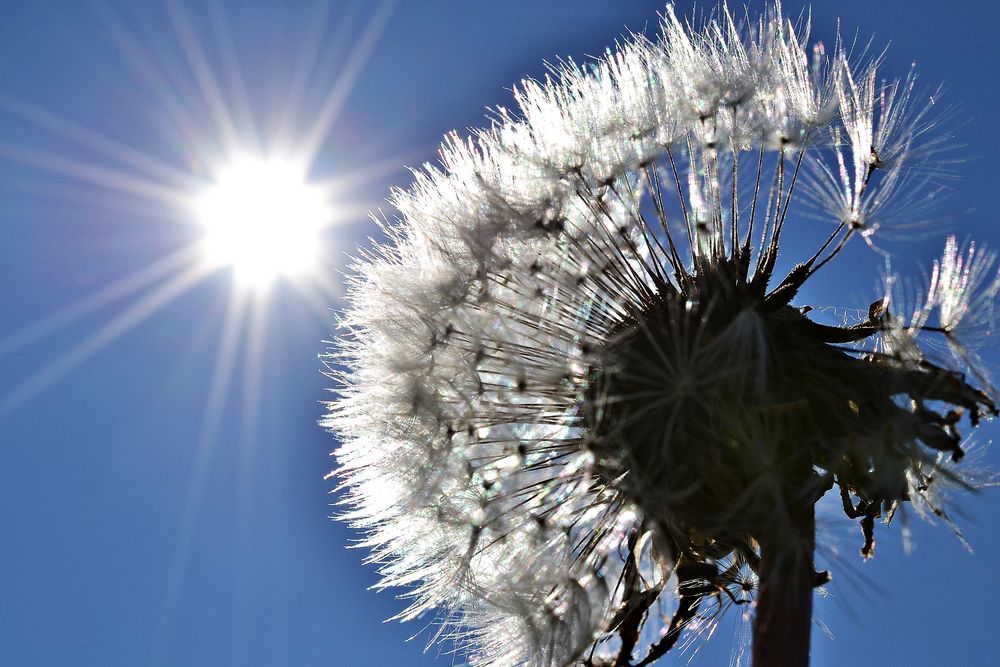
left=0, top=262, right=211, bottom=416
left=0, top=244, right=199, bottom=358
left=1, top=0, right=403, bottom=421
left=149, top=290, right=249, bottom=663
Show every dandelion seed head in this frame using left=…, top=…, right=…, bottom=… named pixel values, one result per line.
left=325, top=4, right=998, bottom=665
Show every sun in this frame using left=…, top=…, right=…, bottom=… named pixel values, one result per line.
left=196, top=156, right=329, bottom=287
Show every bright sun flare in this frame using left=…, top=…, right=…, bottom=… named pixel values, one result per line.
left=196, top=157, right=328, bottom=286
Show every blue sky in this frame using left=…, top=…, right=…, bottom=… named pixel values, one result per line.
left=1, top=1, right=999, bottom=665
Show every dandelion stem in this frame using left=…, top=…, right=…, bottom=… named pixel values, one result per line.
left=752, top=503, right=815, bottom=667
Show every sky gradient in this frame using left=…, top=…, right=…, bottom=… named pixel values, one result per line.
left=2, top=2, right=999, bottom=665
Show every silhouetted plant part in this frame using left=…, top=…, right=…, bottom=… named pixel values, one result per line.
left=325, top=3, right=1000, bottom=665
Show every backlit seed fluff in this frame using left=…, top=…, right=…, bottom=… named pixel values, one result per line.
left=323, top=3, right=999, bottom=665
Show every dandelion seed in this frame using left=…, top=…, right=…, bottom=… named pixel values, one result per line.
left=324, top=4, right=998, bottom=666
left=929, top=236, right=1000, bottom=338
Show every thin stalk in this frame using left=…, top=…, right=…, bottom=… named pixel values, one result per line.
left=752, top=148, right=785, bottom=283
left=666, top=147, right=694, bottom=265
left=740, top=141, right=766, bottom=283
left=751, top=504, right=815, bottom=667
left=641, top=165, right=688, bottom=289
left=731, top=148, right=739, bottom=261
left=802, top=226, right=856, bottom=281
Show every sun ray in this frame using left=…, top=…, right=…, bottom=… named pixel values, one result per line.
left=284, top=275, right=345, bottom=330
left=5, top=175, right=191, bottom=224
left=230, top=294, right=271, bottom=638
left=0, top=244, right=200, bottom=358
left=299, top=0, right=397, bottom=165
left=0, top=261, right=212, bottom=416
left=89, top=1, right=201, bottom=150
left=235, top=292, right=270, bottom=525
left=0, top=142, right=189, bottom=207
left=272, top=0, right=341, bottom=149
left=0, top=94, right=201, bottom=191
left=205, top=0, right=257, bottom=146
left=149, top=290, right=248, bottom=664
left=311, top=147, right=432, bottom=194
left=166, top=2, right=244, bottom=156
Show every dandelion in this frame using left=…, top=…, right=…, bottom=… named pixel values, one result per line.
left=324, top=4, right=998, bottom=666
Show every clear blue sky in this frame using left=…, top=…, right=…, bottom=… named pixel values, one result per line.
left=1, top=1, right=998, bottom=665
